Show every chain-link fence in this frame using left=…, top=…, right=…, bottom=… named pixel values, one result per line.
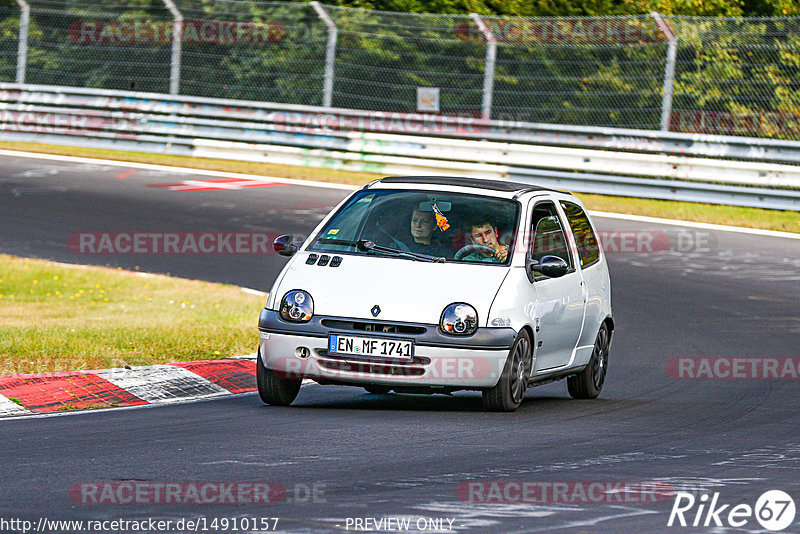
left=0, top=3, right=20, bottom=82
left=177, top=1, right=328, bottom=104
left=0, top=1, right=798, bottom=139
left=482, top=14, right=668, bottom=129
left=325, top=7, right=487, bottom=117
left=669, top=16, right=800, bottom=138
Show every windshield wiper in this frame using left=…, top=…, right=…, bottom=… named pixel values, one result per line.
left=316, top=238, right=445, bottom=263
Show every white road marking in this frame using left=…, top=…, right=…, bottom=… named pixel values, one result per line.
left=241, top=287, right=268, bottom=297
left=0, top=149, right=356, bottom=190
left=3, top=149, right=797, bottom=239
left=508, top=506, right=659, bottom=533
left=0, top=394, right=31, bottom=416
left=590, top=210, right=800, bottom=240
left=94, top=365, right=227, bottom=403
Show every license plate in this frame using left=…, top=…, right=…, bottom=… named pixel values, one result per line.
left=328, top=334, right=413, bottom=360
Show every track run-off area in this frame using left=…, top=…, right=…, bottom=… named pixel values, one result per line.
left=1, top=152, right=799, bottom=533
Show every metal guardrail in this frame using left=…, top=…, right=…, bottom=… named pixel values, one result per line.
left=2, top=84, right=800, bottom=210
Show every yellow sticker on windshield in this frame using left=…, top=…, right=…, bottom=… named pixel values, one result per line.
left=327, top=229, right=340, bottom=235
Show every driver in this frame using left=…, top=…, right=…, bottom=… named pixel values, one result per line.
left=407, top=208, right=450, bottom=257
left=461, top=219, right=509, bottom=263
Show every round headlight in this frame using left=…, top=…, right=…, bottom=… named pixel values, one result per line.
left=280, top=290, right=314, bottom=323
left=440, top=303, right=478, bottom=336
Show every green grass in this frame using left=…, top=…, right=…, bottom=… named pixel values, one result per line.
left=0, top=140, right=377, bottom=186
left=579, top=193, right=800, bottom=234
left=0, top=254, right=265, bottom=375
left=1, top=140, right=797, bottom=234
left=56, top=403, right=117, bottom=411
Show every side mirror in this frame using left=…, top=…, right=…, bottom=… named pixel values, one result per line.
left=526, top=255, right=569, bottom=281
left=273, top=235, right=298, bottom=257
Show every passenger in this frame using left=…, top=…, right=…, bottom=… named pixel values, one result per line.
left=407, top=208, right=450, bottom=257
left=461, top=219, right=509, bottom=263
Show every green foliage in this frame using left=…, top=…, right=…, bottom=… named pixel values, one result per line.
left=1, top=0, right=798, bottom=138
left=318, top=0, right=781, bottom=16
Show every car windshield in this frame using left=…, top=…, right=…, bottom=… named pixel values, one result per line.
left=308, top=189, right=519, bottom=264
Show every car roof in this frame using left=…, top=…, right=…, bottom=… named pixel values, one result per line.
left=369, top=176, right=568, bottom=196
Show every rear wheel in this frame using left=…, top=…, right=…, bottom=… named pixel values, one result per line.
left=567, top=323, right=610, bottom=399
left=257, top=349, right=302, bottom=406
left=482, top=330, right=532, bottom=412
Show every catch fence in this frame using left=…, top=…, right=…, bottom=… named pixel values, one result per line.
left=1, top=1, right=798, bottom=139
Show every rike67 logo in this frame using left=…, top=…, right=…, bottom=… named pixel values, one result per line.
left=668, top=490, right=796, bottom=531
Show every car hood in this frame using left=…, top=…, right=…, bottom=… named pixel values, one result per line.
left=274, top=252, right=510, bottom=326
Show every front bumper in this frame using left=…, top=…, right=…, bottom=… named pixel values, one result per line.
left=258, top=310, right=516, bottom=388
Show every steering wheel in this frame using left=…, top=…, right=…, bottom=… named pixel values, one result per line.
left=454, top=244, right=496, bottom=261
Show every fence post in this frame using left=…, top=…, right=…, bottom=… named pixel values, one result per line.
left=162, top=0, right=183, bottom=95
left=470, top=13, right=496, bottom=121
left=651, top=12, right=677, bottom=131
left=310, top=1, right=337, bottom=108
left=15, top=0, right=30, bottom=84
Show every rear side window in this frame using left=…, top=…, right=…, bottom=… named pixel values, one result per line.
left=560, top=202, right=600, bottom=268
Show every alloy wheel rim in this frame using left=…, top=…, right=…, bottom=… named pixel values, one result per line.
left=510, top=337, right=530, bottom=403
left=592, top=327, right=608, bottom=390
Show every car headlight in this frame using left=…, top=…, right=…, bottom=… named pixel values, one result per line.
left=279, top=290, right=314, bottom=322
left=440, top=303, right=478, bottom=336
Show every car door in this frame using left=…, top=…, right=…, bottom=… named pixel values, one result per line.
left=529, top=200, right=587, bottom=372
left=559, top=200, right=607, bottom=351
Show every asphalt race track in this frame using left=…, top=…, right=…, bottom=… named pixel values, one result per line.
left=1, top=153, right=799, bottom=533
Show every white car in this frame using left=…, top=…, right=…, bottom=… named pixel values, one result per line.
left=258, top=176, right=613, bottom=411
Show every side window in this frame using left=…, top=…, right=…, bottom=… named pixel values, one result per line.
left=530, top=202, right=573, bottom=274
left=560, top=201, right=600, bottom=268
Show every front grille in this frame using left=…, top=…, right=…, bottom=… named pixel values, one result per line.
left=321, top=319, right=427, bottom=335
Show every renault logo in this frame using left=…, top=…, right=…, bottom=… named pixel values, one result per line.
left=371, top=305, right=381, bottom=317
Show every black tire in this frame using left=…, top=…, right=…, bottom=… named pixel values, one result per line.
left=567, top=323, right=610, bottom=399
left=482, top=330, right=532, bottom=412
left=256, top=349, right=302, bottom=406
left=364, top=386, right=392, bottom=395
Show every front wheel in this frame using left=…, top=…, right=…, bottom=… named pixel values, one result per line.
left=482, top=330, right=532, bottom=412
left=567, top=323, right=610, bottom=399
left=257, top=349, right=302, bottom=406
